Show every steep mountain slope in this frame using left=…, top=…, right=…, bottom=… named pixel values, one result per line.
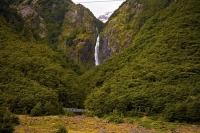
left=0, top=4, right=84, bottom=115
left=98, top=0, right=179, bottom=63
left=7, top=0, right=104, bottom=70
left=98, top=0, right=143, bottom=63
left=81, top=0, right=200, bottom=122
left=59, top=4, right=104, bottom=70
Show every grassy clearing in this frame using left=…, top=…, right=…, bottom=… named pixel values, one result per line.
left=133, top=116, right=177, bottom=133
left=14, top=115, right=200, bottom=133
left=125, top=116, right=200, bottom=133
left=14, top=115, right=149, bottom=133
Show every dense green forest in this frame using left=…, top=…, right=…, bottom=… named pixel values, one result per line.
left=0, top=1, right=200, bottom=132
left=81, top=0, right=200, bottom=122
left=0, top=1, right=84, bottom=118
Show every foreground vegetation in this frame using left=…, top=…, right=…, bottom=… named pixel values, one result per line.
left=14, top=115, right=200, bottom=133
left=0, top=107, right=19, bottom=132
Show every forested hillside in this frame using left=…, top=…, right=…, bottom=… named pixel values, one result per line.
left=81, top=0, right=200, bottom=122
left=4, top=0, right=104, bottom=70
left=0, top=3, right=84, bottom=117
left=1, top=1, right=200, bottom=131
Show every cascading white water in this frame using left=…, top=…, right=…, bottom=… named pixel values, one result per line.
left=95, top=35, right=100, bottom=66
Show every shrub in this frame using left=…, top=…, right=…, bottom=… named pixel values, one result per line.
left=0, top=107, right=19, bottom=133
left=64, top=110, right=75, bottom=117
left=30, top=102, right=43, bottom=116
left=55, top=126, right=68, bottom=133
left=108, top=115, right=124, bottom=124
left=163, top=104, right=175, bottom=122
left=107, top=109, right=124, bottom=124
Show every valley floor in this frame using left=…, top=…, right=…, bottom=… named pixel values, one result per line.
left=14, top=115, right=200, bottom=133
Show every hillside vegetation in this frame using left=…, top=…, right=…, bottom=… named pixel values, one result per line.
left=81, top=0, right=200, bottom=122
left=0, top=1, right=200, bottom=132
left=59, top=3, right=104, bottom=70
left=0, top=6, right=84, bottom=117
left=99, top=0, right=175, bottom=62
left=4, top=0, right=73, bottom=46
left=4, top=0, right=104, bottom=70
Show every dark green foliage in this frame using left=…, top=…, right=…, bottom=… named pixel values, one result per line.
left=44, top=102, right=60, bottom=115
left=186, top=100, right=200, bottom=122
left=94, top=18, right=104, bottom=32
left=65, top=30, right=78, bottom=46
left=0, top=107, right=19, bottom=133
left=56, top=126, right=68, bottom=133
left=82, top=0, right=200, bottom=122
left=30, top=102, right=43, bottom=116
left=5, top=0, right=23, bottom=5
left=107, top=110, right=124, bottom=124
left=0, top=0, right=24, bottom=32
left=108, top=115, right=124, bottom=124
left=164, top=100, right=200, bottom=122
left=0, top=0, right=43, bottom=41
left=65, top=56, right=84, bottom=75
left=64, top=110, right=75, bottom=117
left=37, top=0, right=69, bottom=46
left=0, top=14, right=84, bottom=115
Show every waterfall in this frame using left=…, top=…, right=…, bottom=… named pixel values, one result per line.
left=95, top=35, right=100, bottom=66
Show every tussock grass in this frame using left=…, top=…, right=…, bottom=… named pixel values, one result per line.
left=14, top=115, right=200, bottom=133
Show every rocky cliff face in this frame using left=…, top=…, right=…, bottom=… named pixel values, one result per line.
left=59, top=4, right=104, bottom=70
left=99, top=0, right=144, bottom=63
left=17, top=4, right=46, bottom=38
left=98, top=0, right=176, bottom=64
left=98, top=0, right=174, bottom=64
left=8, top=0, right=104, bottom=70
left=8, top=0, right=48, bottom=41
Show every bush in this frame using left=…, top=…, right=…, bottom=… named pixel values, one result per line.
left=30, top=102, right=43, bottom=116
left=55, top=126, right=68, bottom=133
left=108, top=115, right=124, bottom=124
left=0, top=107, right=19, bottom=133
left=164, top=101, right=200, bottom=122
left=163, top=104, right=175, bottom=122
left=44, top=102, right=59, bottom=115
left=107, top=109, right=124, bottom=124
left=64, top=111, right=75, bottom=117
left=186, top=101, right=200, bottom=122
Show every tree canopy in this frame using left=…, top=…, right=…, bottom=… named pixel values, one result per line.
left=0, top=8, right=84, bottom=116
left=82, top=0, right=200, bottom=122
